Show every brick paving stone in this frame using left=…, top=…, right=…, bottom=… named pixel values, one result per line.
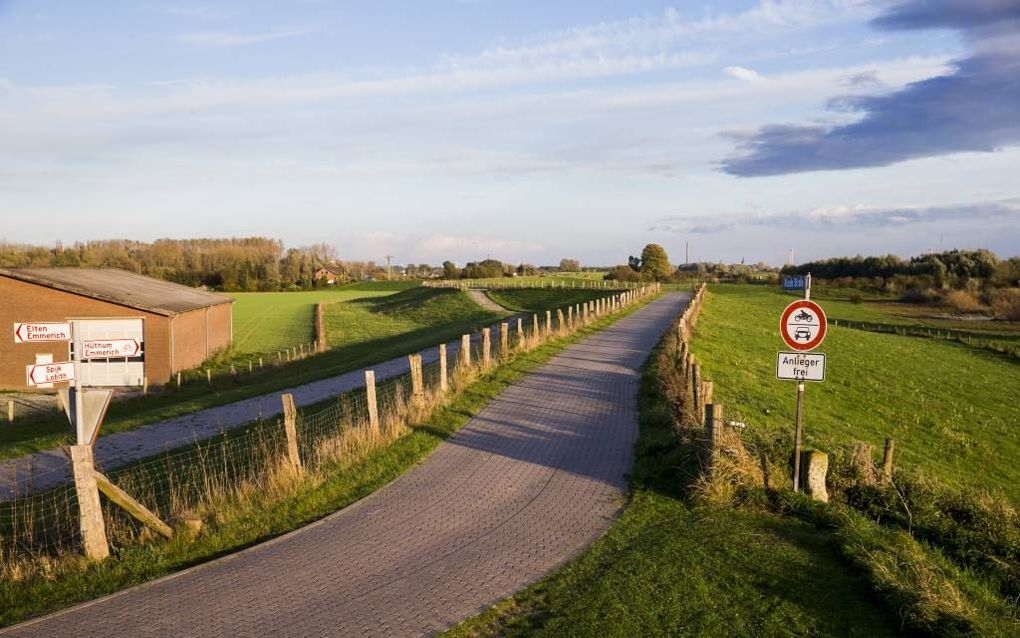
left=0, top=293, right=689, bottom=638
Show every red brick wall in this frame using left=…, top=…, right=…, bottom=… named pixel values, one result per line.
left=0, top=276, right=170, bottom=389
left=0, top=276, right=233, bottom=389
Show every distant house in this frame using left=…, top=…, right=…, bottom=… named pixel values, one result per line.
left=314, top=267, right=345, bottom=285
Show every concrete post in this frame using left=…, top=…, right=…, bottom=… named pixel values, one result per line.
left=545, top=310, right=552, bottom=336
left=800, top=450, right=829, bottom=502
left=482, top=328, right=491, bottom=367
left=568, top=306, right=573, bottom=329
left=500, top=322, right=509, bottom=358
left=69, top=445, right=110, bottom=560
left=7, top=400, right=12, bottom=424
left=365, top=371, right=379, bottom=434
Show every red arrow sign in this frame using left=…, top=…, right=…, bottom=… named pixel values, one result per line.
left=80, top=339, right=140, bottom=359
left=26, top=361, right=75, bottom=386
left=13, top=322, right=72, bottom=343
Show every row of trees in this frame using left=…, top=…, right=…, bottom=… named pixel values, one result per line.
left=0, top=238, right=368, bottom=292
left=782, top=250, right=1019, bottom=289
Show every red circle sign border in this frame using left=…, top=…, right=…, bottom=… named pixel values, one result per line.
left=780, top=300, right=827, bottom=351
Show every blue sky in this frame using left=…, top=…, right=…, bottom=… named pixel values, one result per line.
left=1, top=0, right=1017, bottom=266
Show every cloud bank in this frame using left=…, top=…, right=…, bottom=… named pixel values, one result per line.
left=722, top=0, right=1020, bottom=176
left=649, top=197, right=1020, bottom=234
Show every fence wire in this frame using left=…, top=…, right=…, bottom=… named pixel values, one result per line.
left=1, top=286, right=655, bottom=561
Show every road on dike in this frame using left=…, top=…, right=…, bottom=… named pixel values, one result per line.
left=2, top=292, right=690, bottom=638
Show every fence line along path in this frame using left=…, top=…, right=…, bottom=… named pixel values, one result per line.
left=2, top=292, right=690, bottom=638
left=0, top=324, right=488, bottom=501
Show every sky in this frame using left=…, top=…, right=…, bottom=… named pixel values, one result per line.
left=0, top=0, right=1018, bottom=266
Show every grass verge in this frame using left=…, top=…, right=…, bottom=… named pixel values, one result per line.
left=443, top=307, right=897, bottom=638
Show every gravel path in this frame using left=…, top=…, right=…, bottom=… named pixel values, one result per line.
left=0, top=292, right=689, bottom=638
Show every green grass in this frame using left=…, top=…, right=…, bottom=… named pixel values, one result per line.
left=0, top=288, right=502, bottom=460
left=0, top=293, right=642, bottom=628
left=445, top=319, right=897, bottom=638
left=484, top=289, right=607, bottom=313
left=324, top=287, right=507, bottom=349
left=690, top=285, right=1020, bottom=501
left=227, top=288, right=398, bottom=359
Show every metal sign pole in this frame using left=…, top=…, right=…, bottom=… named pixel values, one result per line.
left=793, top=274, right=810, bottom=491
left=792, top=380, right=804, bottom=491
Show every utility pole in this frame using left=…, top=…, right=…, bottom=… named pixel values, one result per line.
left=385, top=255, right=393, bottom=281
left=685, top=241, right=689, bottom=265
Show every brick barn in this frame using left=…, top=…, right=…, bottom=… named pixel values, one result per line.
left=0, top=268, right=233, bottom=390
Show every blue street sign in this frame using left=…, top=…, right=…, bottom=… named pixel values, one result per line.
left=783, top=276, right=806, bottom=290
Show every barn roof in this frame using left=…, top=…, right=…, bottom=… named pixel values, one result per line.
left=0, top=268, right=233, bottom=316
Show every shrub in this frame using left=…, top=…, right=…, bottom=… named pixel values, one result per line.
left=942, top=290, right=985, bottom=313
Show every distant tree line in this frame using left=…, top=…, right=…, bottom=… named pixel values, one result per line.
left=782, top=249, right=1019, bottom=290
left=0, top=238, right=380, bottom=292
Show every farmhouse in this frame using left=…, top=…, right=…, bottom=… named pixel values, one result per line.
left=313, top=267, right=345, bottom=285
left=0, top=268, right=233, bottom=390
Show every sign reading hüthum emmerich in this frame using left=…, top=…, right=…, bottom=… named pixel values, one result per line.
left=779, top=300, right=827, bottom=352
left=80, top=339, right=141, bottom=360
left=13, top=322, right=72, bottom=343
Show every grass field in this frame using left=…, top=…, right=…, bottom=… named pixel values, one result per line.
left=445, top=326, right=897, bottom=638
left=690, top=285, right=1020, bottom=501
left=485, top=289, right=607, bottom=313
left=228, top=288, right=399, bottom=359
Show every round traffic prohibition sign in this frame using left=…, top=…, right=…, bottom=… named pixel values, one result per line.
left=780, top=300, right=827, bottom=351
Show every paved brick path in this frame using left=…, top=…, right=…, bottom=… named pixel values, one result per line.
left=1, top=293, right=688, bottom=638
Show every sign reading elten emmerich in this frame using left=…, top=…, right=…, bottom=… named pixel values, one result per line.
left=13, top=322, right=72, bottom=343
left=776, top=352, right=825, bottom=382
left=80, top=339, right=141, bottom=360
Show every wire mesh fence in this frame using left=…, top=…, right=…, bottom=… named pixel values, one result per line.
left=0, top=284, right=658, bottom=566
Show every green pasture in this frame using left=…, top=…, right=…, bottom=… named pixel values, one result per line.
left=324, top=287, right=507, bottom=350
left=690, top=285, right=1020, bottom=500
left=228, top=288, right=399, bottom=359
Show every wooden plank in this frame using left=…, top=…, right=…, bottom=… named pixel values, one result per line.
left=94, top=470, right=174, bottom=539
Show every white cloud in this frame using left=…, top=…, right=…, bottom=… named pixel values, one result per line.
left=174, top=27, right=313, bottom=47
left=724, top=65, right=764, bottom=81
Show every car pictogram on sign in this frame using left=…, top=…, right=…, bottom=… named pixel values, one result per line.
left=780, top=300, right=827, bottom=351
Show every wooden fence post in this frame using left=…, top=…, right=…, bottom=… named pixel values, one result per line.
left=532, top=314, right=540, bottom=344
left=315, top=303, right=329, bottom=352
left=545, top=310, right=552, bottom=336
left=482, top=328, right=491, bottom=367
left=557, top=309, right=565, bottom=336
left=705, top=403, right=722, bottom=477
left=68, top=445, right=110, bottom=560
left=206, top=369, right=211, bottom=384
left=408, top=354, right=424, bottom=405
left=461, top=334, right=471, bottom=367
left=281, top=393, right=302, bottom=470
left=7, top=400, right=12, bottom=424
left=365, top=371, right=379, bottom=434
left=176, top=372, right=182, bottom=389
left=516, top=317, right=525, bottom=348
left=881, top=438, right=896, bottom=485
left=438, top=342, right=446, bottom=394
left=568, top=305, right=573, bottom=329
left=500, top=322, right=509, bottom=358
left=691, top=363, right=702, bottom=425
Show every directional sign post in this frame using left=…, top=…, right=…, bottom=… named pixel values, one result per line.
left=13, top=322, right=72, bottom=343
left=777, top=274, right=828, bottom=492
